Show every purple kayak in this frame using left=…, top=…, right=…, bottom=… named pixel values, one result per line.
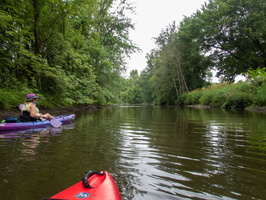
left=0, top=114, right=75, bottom=131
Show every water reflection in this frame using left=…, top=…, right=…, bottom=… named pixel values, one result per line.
left=110, top=107, right=266, bottom=200
left=0, top=123, right=75, bottom=161
left=0, top=107, right=266, bottom=200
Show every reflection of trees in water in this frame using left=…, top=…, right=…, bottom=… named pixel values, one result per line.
left=182, top=108, right=266, bottom=199
left=109, top=107, right=192, bottom=199
left=109, top=106, right=266, bottom=200
left=0, top=107, right=265, bottom=199
left=1, top=123, right=76, bottom=161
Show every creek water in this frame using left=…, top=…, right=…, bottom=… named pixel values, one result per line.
left=0, top=106, right=265, bottom=200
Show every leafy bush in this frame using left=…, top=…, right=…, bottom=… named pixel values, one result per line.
left=188, top=90, right=202, bottom=105
left=199, top=91, right=213, bottom=105
left=0, top=87, right=32, bottom=110
left=178, top=80, right=266, bottom=109
left=252, top=84, right=266, bottom=106
left=246, top=68, right=266, bottom=86
left=176, top=93, right=187, bottom=105
left=210, top=90, right=227, bottom=106
left=245, top=68, right=266, bottom=106
left=222, top=93, right=253, bottom=110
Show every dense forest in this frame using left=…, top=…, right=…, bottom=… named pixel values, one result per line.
left=1, top=0, right=265, bottom=110
left=0, top=0, right=139, bottom=109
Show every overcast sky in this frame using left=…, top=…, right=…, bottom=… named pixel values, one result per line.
left=125, top=0, right=208, bottom=76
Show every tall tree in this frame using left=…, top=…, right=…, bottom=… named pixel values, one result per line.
left=177, top=16, right=212, bottom=90
left=145, top=22, right=210, bottom=105
left=198, top=0, right=266, bottom=80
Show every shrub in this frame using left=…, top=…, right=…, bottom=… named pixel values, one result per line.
left=199, top=91, right=213, bottom=105
left=189, top=91, right=202, bottom=104
left=210, top=90, right=227, bottom=106
left=176, top=93, right=187, bottom=105
left=246, top=67, right=266, bottom=86
left=0, top=87, right=31, bottom=110
left=253, top=84, right=266, bottom=106
left=222, top=93, right=253, bottom=110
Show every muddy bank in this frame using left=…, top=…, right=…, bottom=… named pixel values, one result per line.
left=185, top=105, right=266, bottom=113
left=184, top=105, right=220, bottom=109
left=0, top=104, right=103, bottom=121
left=245, top=106, right=266, bottom=113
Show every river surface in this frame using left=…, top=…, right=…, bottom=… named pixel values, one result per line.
left=0, top=106, right=265, bottom=200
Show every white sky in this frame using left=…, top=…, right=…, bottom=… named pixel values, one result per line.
left=125, top=0, right=208, bottom=76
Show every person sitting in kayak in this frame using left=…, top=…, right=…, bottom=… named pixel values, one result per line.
left=19, top=94, right=54, bottom=122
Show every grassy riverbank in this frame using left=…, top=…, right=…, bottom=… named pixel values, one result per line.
left=178, top=80, right=266, bottom=110
left=1, top=69, right=265, bottom=121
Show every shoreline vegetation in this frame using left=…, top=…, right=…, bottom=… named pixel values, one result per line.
left=1, top=69, right=266, bottom=121
left=0, top=105, right=103, bottom=122
left=1, top=103, right=265, bottom=122
left=177, top=77, right=266, bottom=110
left=1, top=68, right=266, bottom=121
left=1, top=104, right=265, bottom=122
left=1, top=0, right=265, bottom=118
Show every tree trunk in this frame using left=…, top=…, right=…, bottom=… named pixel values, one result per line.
left=32, top=0, right=41, bottom=90
left=33, top=0, right=40, bottom=55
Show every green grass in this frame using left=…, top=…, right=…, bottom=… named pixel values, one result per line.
left=178, top=81, right=265, bottom=110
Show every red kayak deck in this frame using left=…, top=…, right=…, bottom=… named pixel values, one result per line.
left=47, top=171, right=121, bottom=200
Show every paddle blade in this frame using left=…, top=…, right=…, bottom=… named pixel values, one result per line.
left=50, top=119, right=62, bottom=128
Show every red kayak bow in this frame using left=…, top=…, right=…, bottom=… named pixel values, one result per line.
left=44, top=171, right=121, bottom=200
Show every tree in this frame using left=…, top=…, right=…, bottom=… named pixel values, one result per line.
left=138, top=0, right=265, bottom=106
left=126, top=84, right=142, bottom=104
left=0, top=0, right=139, bottom=108
left=198, top=0, right=266, bottom=80
left=120, top=69, right=144, bottom=104
left=177, top=16, right=212, bottom=90
left=129, top=69, right=139, bottom=79
left=143, top=22, right=210, bottom=105
left=81, top=0, right=139, bottom=104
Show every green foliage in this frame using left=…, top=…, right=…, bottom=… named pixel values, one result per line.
left=222, top=93, right=253, bottom=110
left=210, top=90, right=228, bottom=107
left=2, top=0, right=265, bottom=108
left=0, top=0, right=138, bottom=109
left=139, top=70, right=153, bottom=103
left=197, top=0, right=266, bottom=80
left=199, top=91, right=214, bottom=106
left=120, top=69, right=144, bottom=104
left=138, top=0, right=265, bottom=105
left=254, top=84, right=266, bottom=106
left=142, top=21, right=211, bottom=105
left=183, top=90, right=202, bottom=105
left=126, top=84, right=142, bottom=104
left=0, top=86, right=32, bottom=110
left=246, top=68, right=266, bottom=106
left=246, top=68, right=266, bottom=86
left=179, top=79, right=265, bottom=110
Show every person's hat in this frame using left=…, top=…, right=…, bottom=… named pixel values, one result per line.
left=26, top=93, right=40, bottom=101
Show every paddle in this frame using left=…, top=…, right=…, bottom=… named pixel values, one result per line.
left=50, top=119, right=62, bottom=128
left=19, top=104, right=62, bottom=128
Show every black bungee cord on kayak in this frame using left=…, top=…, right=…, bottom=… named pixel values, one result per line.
left=82, top=171, right=104, bottom=188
